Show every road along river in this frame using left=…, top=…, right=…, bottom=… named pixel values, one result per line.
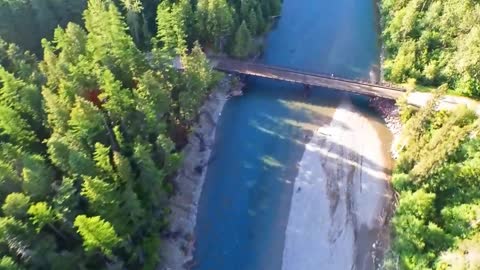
left=192, top=0, right=393, bottom=269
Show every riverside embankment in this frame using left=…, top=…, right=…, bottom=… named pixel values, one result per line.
left=160, top=78, right=234, bottom=269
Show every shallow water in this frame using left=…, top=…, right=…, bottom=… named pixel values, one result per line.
left=193, top=0, right=391, bottom=269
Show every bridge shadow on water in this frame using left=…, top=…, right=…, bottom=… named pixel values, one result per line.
left=193, top=77, right=392, bottom=270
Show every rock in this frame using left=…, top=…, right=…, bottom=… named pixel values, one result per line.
left=369, top=97, right=402, bottom=159
left=230, top=89, right=243, bottom=96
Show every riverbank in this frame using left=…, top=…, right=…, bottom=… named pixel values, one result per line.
left=369, top=97, right=402, bottom=159
left=282, top=98, right=393, bottom=270
left=159, top=77, right=239, bottom=270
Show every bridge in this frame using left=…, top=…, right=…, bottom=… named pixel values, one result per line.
left=175, top=57, right=480, bottom=112
left=209, top=58, right=406, bottom=100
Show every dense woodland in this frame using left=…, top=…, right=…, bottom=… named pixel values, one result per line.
left=381, top=0, right=480, bottom=269
left=0, top=0, right=280, bottom=268
left=384, top=92, right=480, bottom=270
left=381, top=0, right=480, bottom=97
left=0, top=0, right=280, bottom=57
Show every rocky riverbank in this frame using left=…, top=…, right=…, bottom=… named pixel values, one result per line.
left=369, top=97, right=402, bottom=159
left=159, top=77, right=242, bottom=270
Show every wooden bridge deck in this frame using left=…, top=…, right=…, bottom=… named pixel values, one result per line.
left=211, top=58, right=405, bottom=100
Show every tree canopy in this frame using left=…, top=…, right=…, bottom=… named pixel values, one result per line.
left=0, top=0, right=236, bottom=268
left=381, top=0, right=480, bottom=97
left=386, top=93, right=480, bottom=269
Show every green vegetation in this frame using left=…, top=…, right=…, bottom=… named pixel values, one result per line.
left=0, top=0, right=281, bottom=57
left=381, top=0, right=480, bottom=97
left=0, top=0, right=282, bottom=268
left=230, top=20, right=254, bottom=59
left=386, top=94, right=480, bottom=269
left=383, top=2, right=480, bottom=265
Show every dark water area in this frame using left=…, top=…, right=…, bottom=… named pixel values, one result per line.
left=193, top=0, right=383, bottom=269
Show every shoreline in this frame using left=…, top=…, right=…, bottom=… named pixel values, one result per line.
left=369, top=97, right=402, bottom=159
left=159, top=77, right=236, bottom=270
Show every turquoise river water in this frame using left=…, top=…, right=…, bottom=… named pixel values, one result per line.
left=193, top=0, right=391, bottom=269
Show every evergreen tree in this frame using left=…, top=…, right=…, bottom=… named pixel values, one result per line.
left=255, top=5, right=266, bottom=34
left=2, top=193, right=31, bottom=219
left=21, top=154, right=53, bottom=199
left=231, top=21, right=253, bottom=59
left=0, top=256, right=22, bottom=270
left=119, top=0, right=144, bottom=46
left=0, top=105, right=37, bottom=147
left=27, top=202, right=59, bottom=233
left=134, top=71, right=171, bottom=133
left=178, top=42, right=218, bottom=122
left=196, top=0, right=234, bottom=50
left=74, top=215, right=121, bottom=257
left=178, top=0, right=195, bottom=46
left=84, top=0, right=144, bottom=85
left=0, top=0, right=257, bottom=267
left=68, top=97, right=106, bottom=146
left=155, top=1, right=187, bottom=57
left=248, top=8, right=258, bottom=35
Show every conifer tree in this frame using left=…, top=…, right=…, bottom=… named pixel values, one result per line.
left=231, top=21, right=253, bottom=59
left=248, top=8, right=258, bottom=35
left=0, top=105, right=36, bottom=147
left=84, top=0, right=144, bottom=85
left=2, top=193, right=31, bottom=219
left=27, top=202, right=59, bottom=233
left=119, top=0, right=143, bottom=46
left=178, top=0, right=195, bottom=46
left=255, top=5, right=266, bottom=34
left=74, top=215, right=121, bottom=257
left=155, top=2, right=188, bottom=58
left=196, top=0, right=234, bottom=50
left=0, top=0, right=246, bottom=267
left=0, top=256, right=22, bottom=270
left=21, top=154, right=53, bottom=199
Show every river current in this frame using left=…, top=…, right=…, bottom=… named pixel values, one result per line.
left=193, top=0, right=392, bottom=269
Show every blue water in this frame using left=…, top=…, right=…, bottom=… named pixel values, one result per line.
left=193, top=0, right=380, bottom=269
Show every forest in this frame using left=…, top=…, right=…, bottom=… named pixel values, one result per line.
left=0, top=0, right=278, bottom=58
left=380, top=0, right=480, bottom=97
left=0, top=0, right=281, bottom=268
left=384, top=92, right=480, bottom=270
left=381, top=0, right=480, bottom=269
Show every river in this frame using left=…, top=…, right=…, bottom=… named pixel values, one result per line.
left=192, top=0, right=393, bottom=269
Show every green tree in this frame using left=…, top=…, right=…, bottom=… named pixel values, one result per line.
left=230, top=21, right=253, bottom=59
left=21, top=154, right=53, bottom=199
left=178, top=42, right=218, bottom=122
left=0, top=256, right=22, bottom=270
left=119, top=0, right=143, bottom=46
left=27, top=202, right=59, bottom=233
left=196, top=0, right=234, bottom=50
left=74, top=215, right=121, bottom=257
left=155, top=1, right=187, bottom=56
left=0, top=105, right=36, bottom=147
left=97, top=68, right=134, bottom=121
left=247, top=8, right=258, bottom=35
left=134, top=71, right=171, bottom=132
left=2, top=193, right=31, bottom=219
left=84, top=0, right=144, bottom=85
left=0, top=217, right=30, bottom=261
left=68, top=97, right=106, bottom=146
left=438, top=233, right=480, bottom=270
left=52, top=177, right=79, bottom=221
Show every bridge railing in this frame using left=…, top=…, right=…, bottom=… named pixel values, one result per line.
left=212, top=58, right=406, bottom=93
